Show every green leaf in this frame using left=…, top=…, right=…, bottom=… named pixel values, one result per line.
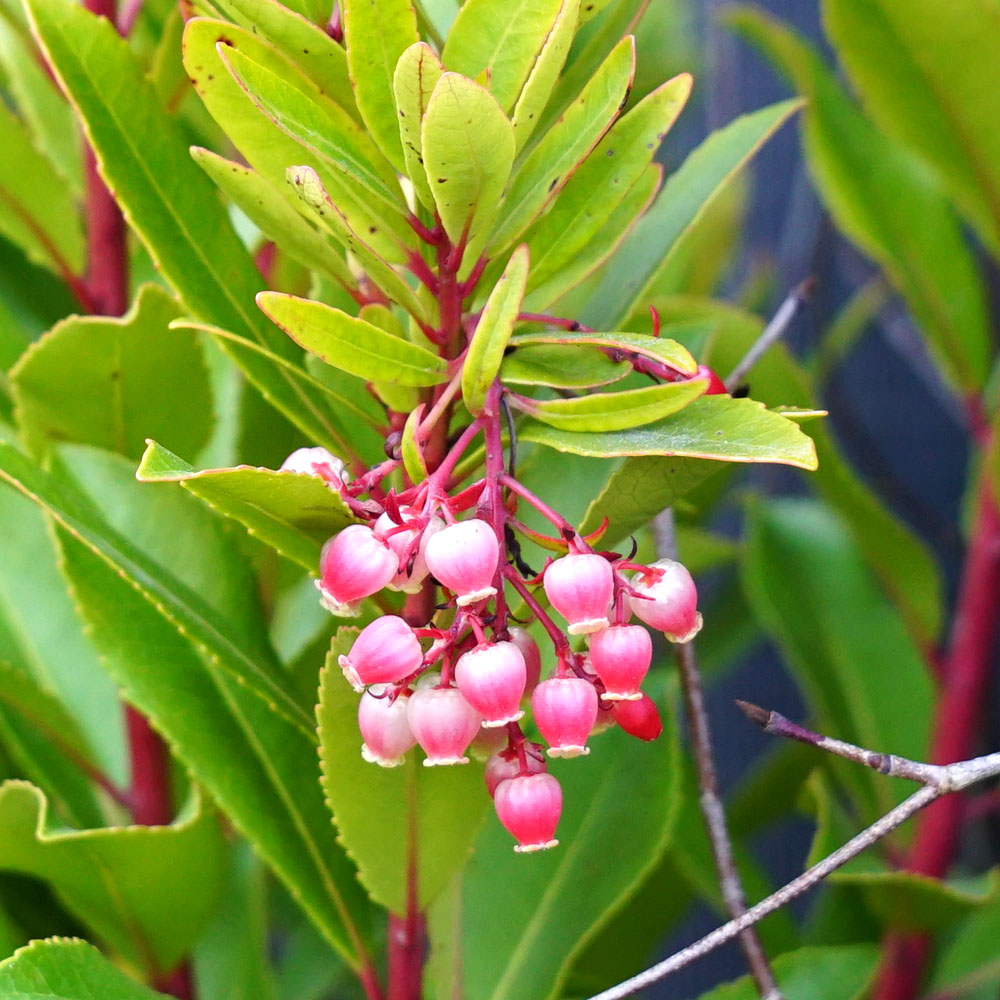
left=824, top=0, right=1000, bottom=256
left=519, top=377, right=707, bottom=432
left=0, top=782, right=224, bottom=974
left=442, top=0, right=566, bottom=112
left=742, top=499, right=934, bottom=818
left=521, top=395, right=818, bottom=469
left=931, top=896, right=1000, bottom=997
left=0, top=939, right=166, bottom=999
left=401, top=406, right=429, bottom=484
left=191, top=148, right=358, bottom=294
left=137, top=440, right=357, bottom=571
left=318, top=633, right=489, bottom=914
left=730, top=9, right=991, bottom=391
left=426, top=704, right=679, bottom=1000
left=501, top=343, right=630, bottom=389
left=512, top=329, right=698, bottom=374
left=343, top=0, right=419, bottom=172
left=463, top=245, right=529, bottom=415
left=509, top=0, right=580, bottom=151
left=492, top=35, right=635, bottom=249
left=258, top=291, right=448, bottom=387
left=11, top=285, right=211, bottom=462
left=581, top=98, right=801, bottom=328
left=393, top=42, right=445, bottom=210
left=421, top=72, right=516, bottom=250
left=0, top=441, right=313, bottom=738
left=0, top=100, right=85, bottom=279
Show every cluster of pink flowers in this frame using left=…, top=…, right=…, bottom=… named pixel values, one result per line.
left=285, top=446, right=701, bottom=853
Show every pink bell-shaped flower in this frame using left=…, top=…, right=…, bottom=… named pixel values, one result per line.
left=358, top=689, right=416, bottom=767
left=507, top=626, right=542, bottom=696
left=543, top=553, right=614, bottom=635
left=611, top=693, right=663, bottom=742
left=531, top=676, right=599, bottom=758
left=374, top=506, right=444, bottom=594
left=338, top=616, right=422, bottom=691
left=588, top=624, right=652, bottom=701
left=280, top=446, right=350, bottom=484
left=406, top=686, right=482, bottom=766
left=318, top=524, right=398, bottom=617
left=484, top=745, right=545, bottom=796
left=629, top=558, right=701, bottom=641
left=494, top=772, right=563, bottom=853
left=455, top=641, right=527, bottom=727
left=423, top=519, right=499, bottom=606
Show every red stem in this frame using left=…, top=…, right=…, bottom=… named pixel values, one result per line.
left=875, top=469, right=1000, bottom=999
left=125, top=706, right=174, bottom=825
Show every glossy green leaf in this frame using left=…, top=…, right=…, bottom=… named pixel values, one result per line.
left=520, top=376, right=707, bottom=432
left=11, top=285, right=211, bottom=462
left=0, top=939, right=166, bottom=999
left=731, top=9, right=991, bottom=390
left=0, top=782, right=224, bottom=974
left=521, top=395, right=818, bottom=469
left=426, top=703, right=679, bottom=1000
left=401, top=406, right=429, bottom=484
left=50, top=454, right=374, bottom=967
left=742, top=499, right=934, bottom=818
left=492, top=36, right=635, bottom=249
left=137, top=440, right=358, bottom=571
left=0, top=100, right=85, bottom=279
left=582, top=98, right=801, bottom=328
left=519, top=75, right=691, bottom=300
left=512, top=330, right=698, bottom=375
left=824, top=0, right=1000, bottom=256
left=258, top=291, right=448, bottom=386
left=463, top=245, right=529, bottom=415
left=393, top=42, right=445, bottom=210
left=931, top=897, right=1000, bottom=997
left=442, top=0, right=565, bottom=111
left=191, top=148, right=357, bottom=294
left=421, top=72, right=516, bottom=249
left=343, top=0, right=419, bottom=171
left=501, top=343, right=630, bottom=388
left=509, top=0, right=580, bottom=150
left=318, top=632, right=489, bottom=914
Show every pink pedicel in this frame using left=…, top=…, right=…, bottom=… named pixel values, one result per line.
left=543, top=553, right=614, bottom=635
left=507, top=626, right=542, bottom=696
left=588, top=624, right=653, bottom=701
left=494, top=772, right=563, bottom=853
left=374, top=506, right=444, bottom=594
left=358, top=689, right=416, bottom=767
left=338, top=615, right=423, bottom=691
left=455, top=641, right=527, bottom=727
left=406, top=686, right=482, bottom=766
left=532, top=676, right=599, bottom=758
left=629, top=558, right=702, bottom=642
left=612, top=693, right=663, bottom=742
left=423, top=518, right=499, bottom=606
left=318, top=524, right=398, bottom=617
left=484, top=745, right=545, bottom=796
left=280, top=446, right=350, bottom=484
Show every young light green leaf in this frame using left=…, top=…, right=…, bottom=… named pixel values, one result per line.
left=0, top=782, right=224, bottom=975
left=521, top=394, right=819, bottom=469
left=511, top=329, right=698, bottom=375
left=401, top=406, right=430, bottom=484
left=518, top=377, right=707, bottom=432
left=137, top=440, right=358, bottom=571
left=501, top=343, right=630, bottom=389
left=11, top=285, right=211, bottom=462
left=442, top=0, right=565, bottom=111
left=463, top=245, right=529, bottom=415
left=318, top=636, right=489, bottom=915
left=421, top=72, right=516, bottom=250
left=393, top=42, right=445, bottom=210
left=509, top=0, right=580, bottom=151
left=343, top=0, right=419, bottom=172
left=492, top=35, right=635, bottom=250
left=258, top=291, right=449, bottom=387
left=191, top=148, right=358, bottom=295
left=582, top=99, right=801, bottom=328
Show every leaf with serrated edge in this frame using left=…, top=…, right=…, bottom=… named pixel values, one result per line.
left=493, top=35, right=634, bottom=250
left=463, top=245, right=529, bottom=415
left=344, top=0, right=419, bottom=172
left=501, top=343, right=630, bottom=388
left=521, top=395, right=818, bottom=469
left=520, top=377, right=707, bottom=432
left=511, top=330, right=698, bottom=375
left=393, top=42, right=444, bottom=210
